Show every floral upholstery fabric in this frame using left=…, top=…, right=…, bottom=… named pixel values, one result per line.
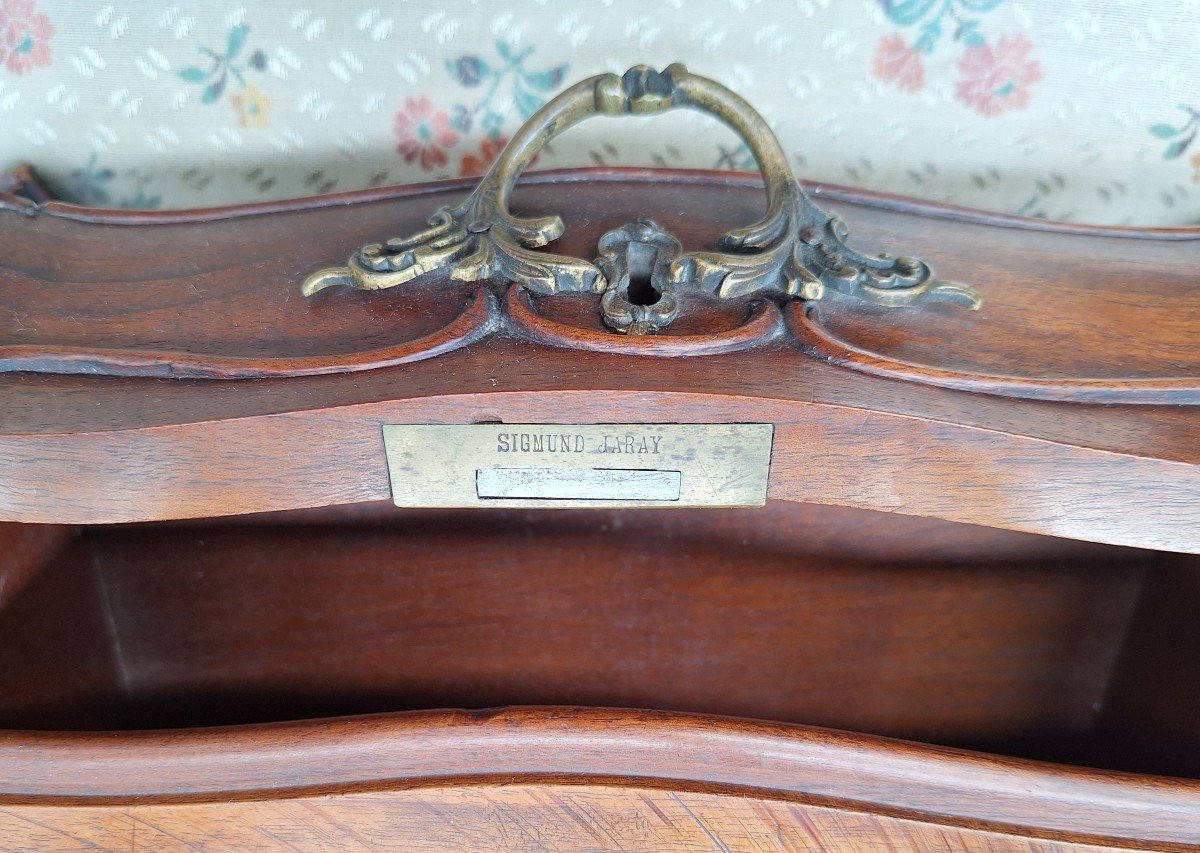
left=1, top=0, right=1198, bottom=225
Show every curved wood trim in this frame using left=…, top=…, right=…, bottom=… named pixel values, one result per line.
left=5, top=165, right=1198, bottom=240
left=507, top=287, right=785, bottom=356
left=0, top=707, right=1197, bottom=845
left=804, top=178, right=1200, bottom=241
left=0, top=288, right=500, bottom=379
left=0, top=783, right=1144, bottom=850
left=1, top=391, right=1196, bottom=551
left=788, top=303, right=1200, bottom=406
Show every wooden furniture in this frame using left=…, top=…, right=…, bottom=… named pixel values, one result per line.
left=1, top=67, right=1199, bottom=846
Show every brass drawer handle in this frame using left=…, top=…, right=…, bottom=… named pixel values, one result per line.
left=303, top=64, right=978, bottom=333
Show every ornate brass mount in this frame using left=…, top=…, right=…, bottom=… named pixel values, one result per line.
left=302, top=64, right=980, bottom=331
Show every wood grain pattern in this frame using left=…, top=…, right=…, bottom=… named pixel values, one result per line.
left=1, top=391, right=1195, bottom=551
left=1, top=169, right=1197, bottom=402
left=0, top=507, right=1195, bottom=845
left=3, top=166, right=1199, bottom=850
left=0, top=783, right=1133, bottom=852
left=507, top=286, right=787, bottom=356
left=0, top=504, right=1142, bottom=746
left=1, top=708, right=1198, bottom=846
left=790, top=302, right=1200, bottom=405
left=0, top=287, right=499, bottom=379
left=4, top=165, right=1198, bottom=238
left=1, top=168, right=1196, bottom=546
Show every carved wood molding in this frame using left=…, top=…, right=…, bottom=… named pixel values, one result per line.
left=2, top=285, right=1196, bottom=404
left=788, top=303, right=1200, bottom=406
left=505, top=286, right=786, bottom=357
left=1, top=707, right=1197, bottom=846
left=2, top=391, right=1196, bottom=552
left=0, top=287, right=500, bottom=380
left=2, top=166, right=1197, bottom=404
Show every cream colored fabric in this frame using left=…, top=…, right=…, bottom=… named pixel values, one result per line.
left=1, top=0, right=1198, bottom=225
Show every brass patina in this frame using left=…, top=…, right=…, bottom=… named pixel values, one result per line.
left=304, top=64, right=979, bottom=332
left=382, top=423, right=773, bottom=508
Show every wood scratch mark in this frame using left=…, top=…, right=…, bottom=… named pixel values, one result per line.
left=784, top=803, right=826, bottom=850
left=529, top=788, right=617, bottom=850
left=296, top=799, right=376, bottom=848
left=750, top=801, right=800, bottom=853
left=572, top=798, right=626, bottom=850
left=561, top=801, right=617, bottom=849
left=668, top=792, right=730, bottom=852
left=0, top=809, right=104, bottom=850
left=256, top=825, right=306, bottom=853
left=637, top=791, right=675, bottom=828
left=128, top=814, right=204, bottom=851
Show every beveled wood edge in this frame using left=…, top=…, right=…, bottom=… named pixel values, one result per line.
left=789, top=303, right=1200, bottom=406
left=3, top=164, right=1198, bottom=240
left=1, top=391, right=1196, bottom=552
left=0, top=707, right=1196, bottom=846
left=4, top=167, right=1196, bottom=400
left=506, top=286, right=787, bottom=356
left=0, top=285, right=783, bottom=379
left=4, top=292, right=1196, bottom=405
left=0, top=287, right=499, bottom=379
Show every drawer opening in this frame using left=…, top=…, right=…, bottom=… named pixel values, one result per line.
left=0, top=500, right=1195, bottom=780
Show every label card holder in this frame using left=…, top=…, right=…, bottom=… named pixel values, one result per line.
left=382, top=423, right=773, bottom=508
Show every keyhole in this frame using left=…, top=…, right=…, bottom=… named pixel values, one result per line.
left=624, top=242, right=662, bottom=306
left=627, top=270, right=661, bottom=306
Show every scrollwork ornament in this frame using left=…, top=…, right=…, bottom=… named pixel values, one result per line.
left=303, top=64, right=980, bottom=331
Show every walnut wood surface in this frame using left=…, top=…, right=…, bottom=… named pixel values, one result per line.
left=789, top=301, right=1200, bottom=405
left=0, top=169, right=1196, bottom=548
left=1, top=169, right=1197, bottom=398
left=1, top=708, right=1198, bottom=847
left=0, top=503, right=1196, bottom=846
left=0, top=287, right=499, bottom=379
left=507, top=286, right=787, bottom=356
left=1086, top=555, right=1200, bottom=780
left=1, top=390, right=1196, bottom=551
left=2, top=168, right=1199, bottom=849
left=0, top=503, right=1141, bottom=746
left=0, top=783, right=1142, bottom=851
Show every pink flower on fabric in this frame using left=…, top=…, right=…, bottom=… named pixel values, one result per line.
left=0, top=0, right=54, bottom=75
left=460, top=136, right=507, bottom=177
left=393, top=96, right=459, bottom=171
left=872, top=34, right=924, bottom=93
left=954, top=33, right=1042, bottom=117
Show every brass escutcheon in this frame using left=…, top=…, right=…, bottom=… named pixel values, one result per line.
left=303, top=64, right=979, bottom=333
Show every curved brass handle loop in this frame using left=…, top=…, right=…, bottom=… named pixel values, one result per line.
left=303, top=64, right=979, bottom=326
left=479, top=63, right=799, bottom=288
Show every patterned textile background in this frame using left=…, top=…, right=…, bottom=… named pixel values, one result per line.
left=1, top=0, right=1198, bottom=224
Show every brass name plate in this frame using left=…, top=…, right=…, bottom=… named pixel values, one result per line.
left=382, top=423, right=773, bottom=508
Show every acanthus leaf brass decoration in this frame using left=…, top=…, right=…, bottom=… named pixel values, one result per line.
left=302, top=64, right=981, bottom=331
